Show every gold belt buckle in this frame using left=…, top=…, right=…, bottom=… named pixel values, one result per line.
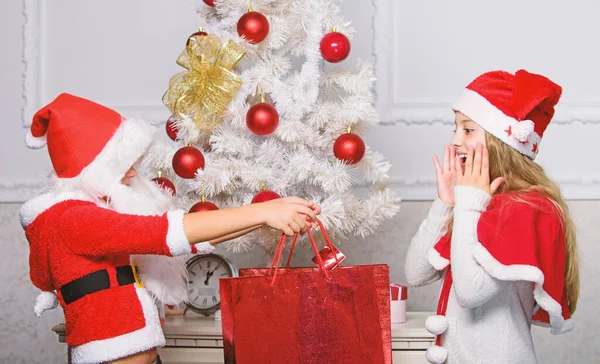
left=130, top=262, right=144, bottom=289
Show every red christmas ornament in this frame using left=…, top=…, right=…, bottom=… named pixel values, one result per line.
left=189, top=200, right=219, bottom=213
left=186, top=30, right=208, bottom=46
left=320, top=31, right=351, bottom=63
left=333, top=132, right=365, bottom=164
left=246, top=103, right=279, bottom=135
left=152, top=175, right=176, bottom=196
left=202, top=0, right=215, bottom=7
left=172, top=146, right=205, bottom=179
left=237, top=11, right=269, bottom=44
left=251, top=190, right=281, bottom=203
left=166, top=116, right=179, bottom=141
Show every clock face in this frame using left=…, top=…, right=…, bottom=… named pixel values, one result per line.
left=186, top=254, right=235, bottom=314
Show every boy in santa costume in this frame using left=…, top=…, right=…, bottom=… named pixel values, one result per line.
left=20, top=93, right=320, bottom=364
left=405, top=70, right=578, bottom=363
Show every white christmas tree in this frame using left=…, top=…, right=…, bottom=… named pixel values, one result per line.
left=144, top=0, right=401, bottom=252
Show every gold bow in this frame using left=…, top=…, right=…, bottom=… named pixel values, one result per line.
left=162, top=34, right=245, bottom=131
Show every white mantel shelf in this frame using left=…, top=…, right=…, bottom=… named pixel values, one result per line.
left=53, top=311, right=435, bottom=363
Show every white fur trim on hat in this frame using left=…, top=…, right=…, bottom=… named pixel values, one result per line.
left=452, top=89, right=542, bottom=160
left=34, top=291, right=59, bottom=317
left=426, top=345, right=448, bottom=364
left=25, top=130, right=47, bottom=149
left=425, top=315, right=449, bottom=336
left=57, top=117, right=156, bottom=196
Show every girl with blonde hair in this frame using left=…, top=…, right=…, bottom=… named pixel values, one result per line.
left=405, top=69, right=579, bottom=364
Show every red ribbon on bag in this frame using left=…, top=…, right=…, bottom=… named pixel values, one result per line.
left=311, top=244, right=346, bottom=271
left=390, top=284, right=407, bottom=301
left=268, top=219, right=334, bottom=286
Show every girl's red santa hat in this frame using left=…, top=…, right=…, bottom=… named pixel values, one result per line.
left=25, top=93, right=155, bottom=195
left=452, top=69, right=562, bottom=159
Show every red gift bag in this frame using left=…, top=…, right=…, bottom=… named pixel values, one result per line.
left=220, top=220, right=392, bottom=364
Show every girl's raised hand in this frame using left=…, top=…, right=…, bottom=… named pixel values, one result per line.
left=433, top=145, right=457, bottom=205
left=455, top=143, right=504, bottom=195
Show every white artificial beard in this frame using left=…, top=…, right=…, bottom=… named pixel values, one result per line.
left=106, top=175, right=189, bottom=307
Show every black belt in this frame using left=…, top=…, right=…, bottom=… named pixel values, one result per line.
left=60, top=265, right=136, bottom=305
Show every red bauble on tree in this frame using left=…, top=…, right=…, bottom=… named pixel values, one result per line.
left=186, top=30, right=208, bottom=46
left=189, top=200, right=219, bottom=213
left=246, top=102, right=279, bottom=135
left=320, top=30, right=351, bottom=63
left=237, top=11, right=269, bottom=44
left=172, top=145, right=205, bottom=179
left=165, top=116, right=180, bottom=141
left=151, top=171, right=176, bottom=196
left=251, top=190, right=281, bottom=203
left=333, top=132, right=365, bottom=164
left=202, top=0, right=215, bottom=7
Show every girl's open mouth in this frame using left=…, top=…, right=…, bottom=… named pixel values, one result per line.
left=457, top=153, right=467, bottom=172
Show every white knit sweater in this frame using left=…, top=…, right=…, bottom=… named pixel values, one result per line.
left=405, top=187, right=538, bottom=364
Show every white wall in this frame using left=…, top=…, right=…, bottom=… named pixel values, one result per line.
left=1, top=0, right=599, bottom=363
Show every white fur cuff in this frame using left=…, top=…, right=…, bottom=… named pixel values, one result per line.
left=193, top=242, right=215, bottom=255
left=166, top=210, right=191, bottom=256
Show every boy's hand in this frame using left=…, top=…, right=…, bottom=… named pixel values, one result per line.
left=260, top=200, right=317, bottom=236
left=455, top=143, right=504, bottom=194
left=269, top=197, right=321, bottom=229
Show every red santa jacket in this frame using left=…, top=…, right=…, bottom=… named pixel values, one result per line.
left=20, top=193, right=191, bottom=364
left=429, top=191, right=572, bottom=333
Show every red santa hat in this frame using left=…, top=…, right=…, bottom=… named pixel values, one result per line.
left=452, top=69, right=562, bottom=159
left=26, top=93, right=155, bottom=195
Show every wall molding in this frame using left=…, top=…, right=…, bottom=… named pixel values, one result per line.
left=0, top=180, right=45, bottom=203
left=21, top=0, right=170, bottom=126
left=3, top=177, right=599, bottom=203
left=15, top=0, right=600, bottom=203
left=22, top=0, right=43, bottom=127
left=375, top=102, right=600, bottom=126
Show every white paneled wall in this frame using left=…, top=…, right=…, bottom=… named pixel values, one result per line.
left=372, top=0, right=600, bottom=199
left=8, top=0, right=600, bottom=202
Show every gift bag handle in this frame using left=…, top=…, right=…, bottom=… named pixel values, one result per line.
left=268, top=219, right=337, bottom=286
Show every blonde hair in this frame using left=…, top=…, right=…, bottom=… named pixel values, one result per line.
left=446, top=132, right=580, bottom=315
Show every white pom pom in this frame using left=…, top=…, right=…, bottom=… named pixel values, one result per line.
left=426, top=345, right=448, bottom=364
left=34, top=291, right=58, bottom=317
left=25, top=130, right=47, bottom=149
left=511, top=120, right=535, bottom=142
left=425, top=315, right=449, bottom=335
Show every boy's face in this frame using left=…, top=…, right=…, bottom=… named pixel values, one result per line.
left=120, top=167, right=137, bottom=186
left=451, top=111, right=487, bottom=172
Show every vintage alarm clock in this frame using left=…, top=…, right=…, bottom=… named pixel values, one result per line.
left=185, top=253, right=238, bottom=316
